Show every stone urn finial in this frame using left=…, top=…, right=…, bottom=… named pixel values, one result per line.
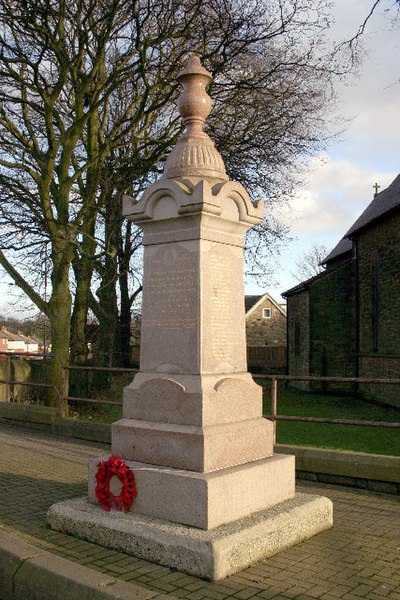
left=163, top=54, right=228, bottom=181
left=177, top=54, right=212, bottom=138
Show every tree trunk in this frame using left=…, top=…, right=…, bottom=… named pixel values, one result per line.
left=70, top=269, right=90, bottom=399
left=93, top=271, right=120, bottom=390
left=118, top=225, right=132, bottom=368
left=119, top=269, right=131, bottom=368
left=47, top=267, right=72, bottom=413
left=70, top=266, right=91, bottom=365
left=70, top=228, right=97, bottom=398
left=118, top=222, right=143, bottom=367
left=94, top=190, right=123, bottom=375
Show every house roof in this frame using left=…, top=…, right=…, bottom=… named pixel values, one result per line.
left=245, top=294, right=287, bottom=317
left=345, top=173, right=400, bottom=237
left=245, top=295, right=262, bottom=313
left=17, top=331, right=39, bottom=344
left=0, top=327, right=24, bottom=342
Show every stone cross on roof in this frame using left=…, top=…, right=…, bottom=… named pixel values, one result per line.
left=373, top=182, right=380, bottom=196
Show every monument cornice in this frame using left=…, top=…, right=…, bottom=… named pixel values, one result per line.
left=123, top=178, right=264, bottom=228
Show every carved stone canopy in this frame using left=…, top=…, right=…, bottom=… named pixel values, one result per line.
left=163, top=54, right=228, bottom=182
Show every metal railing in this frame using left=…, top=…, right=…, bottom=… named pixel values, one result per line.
left=0, top=352, right=399, bottom=437
left=253, top=373, right=400, bottom=443
left=64, top=363, right=139, bottom=407
left=0, top=351, right=138, bottom=416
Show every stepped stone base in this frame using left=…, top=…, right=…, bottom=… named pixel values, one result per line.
left=88, top=454, right=295, bottom=529
left=47, top=493, right=333, bottom=581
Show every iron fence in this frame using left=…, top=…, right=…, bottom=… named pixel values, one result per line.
left=252, top=374, right=400, bottom=443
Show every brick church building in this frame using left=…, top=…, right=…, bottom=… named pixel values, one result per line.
left=283, top=174, right=400, bottom=408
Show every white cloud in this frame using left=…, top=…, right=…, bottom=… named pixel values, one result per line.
left=258, top=157, right=398, bottom=299
left=283, top=156, right=397, bottom=235
left=328, top=0, right=400, bottom=167
left=271, top=2, right=400, bottom=242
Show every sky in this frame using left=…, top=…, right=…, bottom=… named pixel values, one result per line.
left=247, top=0, right=400, bottom=301
left=0, top=0, right=399, bottom=318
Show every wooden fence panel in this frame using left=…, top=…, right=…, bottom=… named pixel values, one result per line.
left=247, top=346, right=287, bottom=371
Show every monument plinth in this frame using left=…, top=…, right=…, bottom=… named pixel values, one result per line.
left=48, top=55, right=332, bottom=580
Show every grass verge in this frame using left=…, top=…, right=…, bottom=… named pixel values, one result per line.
left=263, top=383, right=400, bottom=456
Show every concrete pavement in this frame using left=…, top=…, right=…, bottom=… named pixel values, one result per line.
left=0, top=422, right=399, bottom=600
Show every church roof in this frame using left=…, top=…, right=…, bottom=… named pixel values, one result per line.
left=322, top=237, right=353, bottom=265
left=345, top=173, right=400, bottom=237
left=282, top=271, right=326, bottom=298
left=321, top=174, right=400, bottom=266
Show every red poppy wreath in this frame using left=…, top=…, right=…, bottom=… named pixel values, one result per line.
left=95, top=455, right=137, bottom=512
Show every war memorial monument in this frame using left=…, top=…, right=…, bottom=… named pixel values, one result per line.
left=48, top=55, right=332, bottom=581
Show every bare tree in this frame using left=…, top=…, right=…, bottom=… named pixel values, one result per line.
left=0, top=0, right=357, bottom=403
left=337, top=0, right=400, bottom=65
left=292, top=242, right=329, bottom=283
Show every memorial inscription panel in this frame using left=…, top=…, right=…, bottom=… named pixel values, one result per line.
left=140, top=244, right=199, bottom=372
left=203, top=244, right=246, bottom=373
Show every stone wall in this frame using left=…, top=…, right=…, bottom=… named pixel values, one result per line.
left=358, top=213, right=400, bottom=356
left=309, top=260, right=357, bottom=393
left=0, top=358, right=50, bottom=404
left=357, top=213, right=400, bottom=408
left=0, top=358, right=31, bottom=402
left=286, top=260, right=357, bottom=393
left=359, top=356, right=400, bottom=408
left=286, top=290, right=310, bottom=390
left=286, top=209, right=400, bottom=406
left=245, top=297, right=286, bottom=346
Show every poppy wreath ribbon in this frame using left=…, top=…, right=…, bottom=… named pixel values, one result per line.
left=95, top=455, right=137, bottom=512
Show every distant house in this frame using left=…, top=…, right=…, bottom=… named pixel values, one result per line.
left=17, top=332, right=39, bottom=353
left=0, top=332, right=7, bottom=352
left=245, top=294, right=287, bottom=372
left=0, top=327, right=41, bottom=353
left=1, top=328, right=26, bottom=352
left=283, top=174, right=400, bottom=407
left=245, top=294, right=287, bottom=346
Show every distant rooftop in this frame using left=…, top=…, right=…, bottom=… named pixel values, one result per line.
left=245, top=295, right=262, bottom=313
left=17, top=331, right=39, bottom=345
left=245, top=294, right=286, bottom=315
left=1, top=327, right=24, bottom=341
